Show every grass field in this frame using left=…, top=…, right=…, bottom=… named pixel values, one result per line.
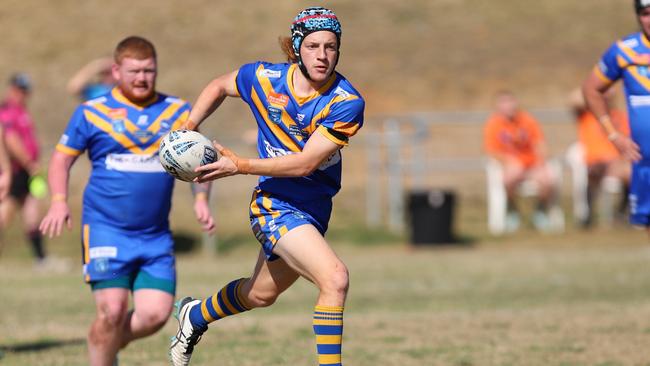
left=2, top=225, right=650, bottom=366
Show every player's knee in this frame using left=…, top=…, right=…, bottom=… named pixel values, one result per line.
left=137, top=307, right=170, bottom=331
left=320, top=265, right=349, bottom=297
left=97, top=301, right=128, bottom=330
left=246, top=288, right=280, bottom=308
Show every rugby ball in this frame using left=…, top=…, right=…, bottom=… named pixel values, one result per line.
left=159, top=130, right=217, bottom=182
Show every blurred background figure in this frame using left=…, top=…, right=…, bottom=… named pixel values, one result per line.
left=568, top=88, right=630, bottom=228
left=0, top=126, right=11, bottom=201
left=0, top=73, right=64, bottom=270
left=66, top=57, right=116, bottom=101
left=484, top=90, right=559, bottom=232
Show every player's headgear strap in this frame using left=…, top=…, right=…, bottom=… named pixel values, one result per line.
left=291, top=7, right=342, bottom=80
left=636, top=0, right=650, bottom=14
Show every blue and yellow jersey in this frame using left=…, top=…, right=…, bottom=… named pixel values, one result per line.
left=235, top=61, right=365, bottom=200
left=595, top=32, right=650, bottom=158
left=56, top=87, right=190, bottom=233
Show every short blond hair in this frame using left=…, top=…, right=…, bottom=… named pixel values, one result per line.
left=114, top=36, right=157, bottom=64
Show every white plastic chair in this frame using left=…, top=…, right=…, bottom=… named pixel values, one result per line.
left=564, top=142, right=623, bottom=225
left=485, top=158, right=565, bottom=235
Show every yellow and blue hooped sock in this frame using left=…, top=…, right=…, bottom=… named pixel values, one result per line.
left=313, top=305, right=344, bottom=366
left=189, top=278, right=249, bottom=329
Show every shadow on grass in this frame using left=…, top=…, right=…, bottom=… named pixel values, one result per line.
left=0, top=338, right=85, bottom=353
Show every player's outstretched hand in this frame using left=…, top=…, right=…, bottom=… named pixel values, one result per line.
left=612, top=135, right=642, bottom=162
left=194, top=142, right=243, bottom=183
left=39, top=201, right=72, bottom=238
left=193, top=196, right=216, bottom=235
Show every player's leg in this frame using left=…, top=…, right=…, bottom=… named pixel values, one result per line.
left=88, top=287, right=130, bottom=366
left=501, top=159, right=526, bottom=202
left=170, top=250, right=299, bottom=366
left=120, top=288, right=174, bottom=347
left=0, top=196, right=17, bottom=255
left=273, top=224, right=348, bottom=366
left=21, top=195, right=46, bottom=262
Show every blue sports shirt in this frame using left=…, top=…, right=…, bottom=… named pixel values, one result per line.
left=235, top=62, right=365, bottom=200
left=596, top=32, right=650, bottom=159
left=56, top=87, right=190, bottom=232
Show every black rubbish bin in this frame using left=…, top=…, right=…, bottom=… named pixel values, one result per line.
left=406, top=189, right=456, bottom=245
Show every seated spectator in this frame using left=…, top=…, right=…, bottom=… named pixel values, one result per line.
left=484, top=90, right=557, bottom=231
left=66, top=57, right=116, bottom=101
left=569, top=88, right=630, bottom=227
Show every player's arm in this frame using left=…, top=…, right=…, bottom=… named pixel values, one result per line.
left=195, top=131, right=341, bottom=182
left=182, top=70, right=240, bottom=130
left=39, top=150, right=78, bottom=238
left=0, top=128, right=11, bottom=200
left=191, top=182, right=215, bottom=234
left=4, top=130, right=39, bottom=175
left=582, top=72, right=641, bottom=161
left=67, top=57, right=113, bottom=96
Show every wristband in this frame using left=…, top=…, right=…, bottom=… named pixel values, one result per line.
left=51, top=193, right=67, bottom=202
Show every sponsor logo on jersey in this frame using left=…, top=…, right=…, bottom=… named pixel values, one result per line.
left=258, top=69, right=282, bottom=78
left=333, top=86, right=350, bottom=99
left=623, top=38, right=639, bottom=49
left=630, top=95, right=650, bottom=107
left=105, top=153, right=166, bottom=173
left=267, top=105, right=283, bottom=123
left=89, top=246, right=118, bottom=259
left=94, top=258, right=110, bottom=273
left=85, top=96, right=107, bottom=106
left=296, top=113, right=305, bottom=122
left=165, top=97, right=184, bottom=105
left=111, top=119, right=126, bottom=134
left=160, top=120, right=171, bottom=134
left=268, top=92, right=289, bottom=107
left=137, top=115, right=148, bottom=126
left=318, top=150, right=341, bottom=170
left=263, top=140, right=291, bottom=157
left=108, top=108, right=127, bottom=120
left=288, top=125, right=308, bottom=139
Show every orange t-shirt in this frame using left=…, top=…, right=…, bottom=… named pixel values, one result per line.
left=576, top=109, right=629, bottom=165
left=484, top=111, right=544, bottom=168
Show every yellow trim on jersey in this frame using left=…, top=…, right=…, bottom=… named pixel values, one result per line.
left=55, top=143, right=83, bottom=156
left=628, top=66, right=650, bottom=92
left=91, top=103, right=140, bottom=137
left=643, top=33, right=650, bottom=48
left=286, top=64, right=337, bottom=106
left=317, top=125, right=348, bottom=146
left=146, top=102, right=185, bottom=135
left=83, top=110, right=146, bottom=154
left=111, top=87, right=158, bottom=110
left=256, top=66, right=305, bottom=142
left=250, top=88, right=302, bottom=152
left=333, top=121, right=361, bottom=137
left=141, top=116, right=186, bottom=155
left=593, top=66, right=613, bottom=84
left=308, top=94, right=359, bottom=133
left=83, top=224, right=90, bottom=264
left=617, top=54, right=630, bottom=68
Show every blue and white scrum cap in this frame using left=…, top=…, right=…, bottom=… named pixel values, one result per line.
left=636, top=0, right=650, bottom=14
